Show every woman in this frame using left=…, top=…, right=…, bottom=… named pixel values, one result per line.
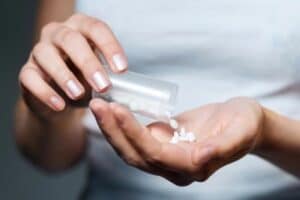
left=15, top=0, right=300, bottom=199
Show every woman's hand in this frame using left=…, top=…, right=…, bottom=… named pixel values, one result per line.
left=90, top=97, right=264, bottom=185
left=19, top=13, right=128, bottom=119
left=15, top=13, right=128, bottom=170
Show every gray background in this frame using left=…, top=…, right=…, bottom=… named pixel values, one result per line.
left=1, top=0, right=86, bottom=199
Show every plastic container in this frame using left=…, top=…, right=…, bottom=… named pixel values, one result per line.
left=92, top=70, right=178, bottom=121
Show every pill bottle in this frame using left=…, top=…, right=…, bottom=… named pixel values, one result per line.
left=92, top=70, right=178, bottom=122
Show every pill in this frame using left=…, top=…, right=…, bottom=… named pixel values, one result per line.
left=186, top=132, right=196, bottom=142
left=169, top=119, right=179, bottom=129
left=179, top=127, right=186, bottom=137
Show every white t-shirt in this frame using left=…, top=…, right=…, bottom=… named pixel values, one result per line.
left=76, top=1, right=300, bottom=199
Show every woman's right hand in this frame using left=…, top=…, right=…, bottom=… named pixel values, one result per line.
left=18, top=13, right=128, bottom=118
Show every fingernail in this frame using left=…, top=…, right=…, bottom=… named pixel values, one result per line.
left=89, top=100, right=103, bottom=122
left=50, top=96, right=65, bottom=110
left=193, top=146, right=215, bottom=166
left=92, top=71, right=110, bottom=91
left=112, top=54, right=127, bottom=71
left=66, top=80, right=83, bottom=98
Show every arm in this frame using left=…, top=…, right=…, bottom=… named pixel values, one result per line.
left=14, top=0, right=87, bottom=172
left=256, top=108, right=300, bottom=177
left=14, top=0, right=128, bottom=172
left=14, top=99, right=87, bottom=171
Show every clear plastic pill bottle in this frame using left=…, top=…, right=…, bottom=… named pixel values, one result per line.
left=92, top=70, right=178, bottom=121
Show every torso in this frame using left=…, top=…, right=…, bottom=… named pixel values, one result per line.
left=76, top=1, right=300, bottom=199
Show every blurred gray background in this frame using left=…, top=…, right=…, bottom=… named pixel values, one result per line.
left=0, top=0, right=86, bottom=199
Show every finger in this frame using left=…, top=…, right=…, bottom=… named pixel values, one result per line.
left=32, top=42, right=85, bottom=100
left=90, top=99, right=196, bottom=181
left=148, top=165, right=193, bottom=186
left=19, top=64, right=65, bottom=111
left=111, top=104, right=194, bottom=173
left=52, top=26, right=111, bottom=92
left=66, top=14, right=128, bottom=72
left=89, top=99, right=146, bottom=168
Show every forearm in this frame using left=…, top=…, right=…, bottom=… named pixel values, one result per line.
left=255, top=107, right=300, bottom=177
left=14, top=98, right=86, bottom=172
left=13, top=0, right=84, bottom=171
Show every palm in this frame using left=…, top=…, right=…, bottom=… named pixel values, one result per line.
left=150, top=98, right=262, bottom=145
left=144, top=98, right=263, bottom=179
left=148, top=103, right=220, bottom=143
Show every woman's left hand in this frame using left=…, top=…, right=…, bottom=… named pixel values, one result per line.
left=89, top=97, right=265, bottom=186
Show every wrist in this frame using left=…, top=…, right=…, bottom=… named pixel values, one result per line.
left=252, top=107, right=278, bottom=157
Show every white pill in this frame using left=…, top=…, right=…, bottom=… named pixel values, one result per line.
left=169, top=119, right=179, bottom=129
left=179, top=127, right=186, bottom=137
left=174, top=131, right=179, bottom=138
left=186, top=132, right=196, bottom=142
left=169, top=125, right=196, bottom=144
left=170, top=136, right=179, bottom=144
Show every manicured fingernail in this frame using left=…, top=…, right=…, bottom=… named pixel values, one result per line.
left=193, top=146, right=215, bottom=166
left=66, top=80, right=83, bottom=98
left=50, top=96, right=65, bottom=110
left=112, top=54, right=127, bottom=71
left=92, top=71, right=110, bottom=91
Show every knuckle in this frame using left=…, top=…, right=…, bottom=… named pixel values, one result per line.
left=88, top=21, right=113, bottom=40
left=56, top=27, right=80, bottom=45
left=18, top=66, right=29, bottom=82
left=41, top=22, right=60, bottom=36
left=88, top=18, right=110, bottom=29
left=123, top=154, right=140, bottom=166
left=62, top=30, right=79, bottom=43
left=18, top=67, right=38, bottom=83
left=33, top=42, right=49, bottom=55
left=89, top=21, right=109, bottom=36
left=196, top=166, right=211, bottom=182
left=54, top=68, right=71, bottom=84
left=88, top=21, right=103, bottom=35
left=143, top=146, right=163, bottom=165
left=70, top=13, right=87, bottom=21
left=84, top=20, right=120, bottom=53
left=115, top=107, right=128, bottom=121
left=145, top=153, right=161, bottom=165
left=92, top=20, right=110, bottom=30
